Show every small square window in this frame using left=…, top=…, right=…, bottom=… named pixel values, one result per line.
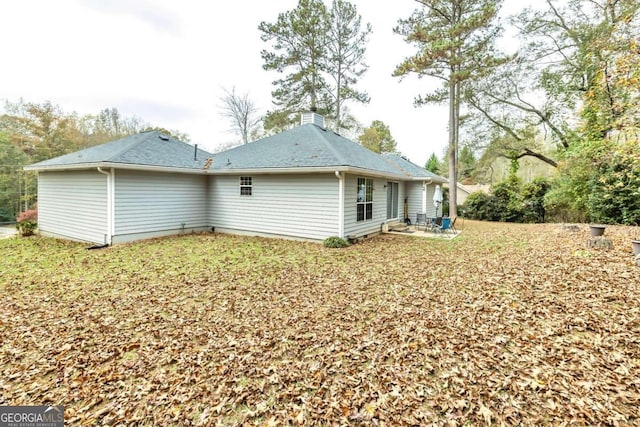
left=240, top=176, right=252, bottom=196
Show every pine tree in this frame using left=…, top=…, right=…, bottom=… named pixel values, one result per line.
left=358, top=120, right=397, bottom=153
left=259, top=0, right=371, bottom=132
left=259, top=0, right=331, bottom=125
left=326, top=0, right=371, bottom=131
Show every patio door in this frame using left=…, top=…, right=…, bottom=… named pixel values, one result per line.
left=386, top=182, right=399, bottom=219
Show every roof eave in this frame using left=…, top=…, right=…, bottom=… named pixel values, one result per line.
left=209, top=166, right=407, bottom=179
left=25, top=163, right=414, bottom=180
left=24, top=162, right=207, bottom=175
left=343, top=166, right=407, bottom=180
left=409, top=175, right=448, bottom=183
left=209, top=166, right=347, bottom=175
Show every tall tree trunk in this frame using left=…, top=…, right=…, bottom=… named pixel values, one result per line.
left=311, top=61, right=318, bottom=111
left=336, top=69, right=342, bottom=130
left=448, top=71, right=458, bottom=218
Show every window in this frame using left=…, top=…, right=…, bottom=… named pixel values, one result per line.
left=356, top=177, right=373, bottom=221
left=240, top=176, right=252, bottom=196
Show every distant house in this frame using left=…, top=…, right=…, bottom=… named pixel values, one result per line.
left=25, top=113, right=447, bottom=244
left=456, top=183, right=490, bottom=206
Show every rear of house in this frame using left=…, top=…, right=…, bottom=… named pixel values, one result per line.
left=208, top=173, right=339, bottom=240
left=26, top=115, right=447, bottom=244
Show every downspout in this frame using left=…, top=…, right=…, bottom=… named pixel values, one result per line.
left=97, top=167, right=113, bottom=245
left=422, top=178, right=432, bottom=214
left=335, top=171, right=345, bottom=238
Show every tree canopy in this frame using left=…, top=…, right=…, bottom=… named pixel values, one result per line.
left=358, top=120, right=397, bottom=153
left=358, top=120, right=397, bottom=154
left=469, top=0, right=640, bottom=223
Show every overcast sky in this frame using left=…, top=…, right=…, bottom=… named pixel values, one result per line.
left=0, top=0, right=526, bottom=167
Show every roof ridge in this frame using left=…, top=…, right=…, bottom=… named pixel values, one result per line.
left=310, top=124, right=349, bottom=165
left=382, top=154, right=411, bottom=177
left=106, top=131, right=157, bottom=162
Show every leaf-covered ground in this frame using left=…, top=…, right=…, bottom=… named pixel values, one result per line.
left=1, top=221, right=639, bottom=426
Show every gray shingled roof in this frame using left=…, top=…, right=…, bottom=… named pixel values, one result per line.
left=210, top=124, right=405, bottom=176
left=383, top=153, right=447, bottom=182
left=26, top=131, right=213, bottom=170
left=27, top=125, right=445, bottom=182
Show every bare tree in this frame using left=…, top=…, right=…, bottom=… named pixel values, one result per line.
left=219, top=86, right=261, bottom=144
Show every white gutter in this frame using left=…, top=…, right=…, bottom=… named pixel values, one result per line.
left=25, top=162, right=206, bottom=175
left=211, top=166, right=406, bottom=179
left=97, top=167, right=114, bottom=245
left=335, top=171, right=345, bottom=238
left=26, top=162, right=408, bottom=180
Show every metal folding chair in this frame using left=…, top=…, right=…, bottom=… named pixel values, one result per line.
left=430, top=216, right=443, bottom=233
left=438, top=217, right=451, bottom=234
left=415, top=213, right=428, bottom=231
left=449, top=216, right=458, bottom=234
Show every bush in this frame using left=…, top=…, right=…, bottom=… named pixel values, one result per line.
left=462, top=175, right=551, bottom=224
left=587, top=141, right=640, bottom=225
left=461, top=191, right=497, bottom=221
left=16, top=208, right=38, bottom=236
left=0, top=207, right=13, bottom=222
left=492, top=175, right=523, bottom=222
left=522, top=178, right=551, bottom=223
left=323, top=236, right=349, bottom=248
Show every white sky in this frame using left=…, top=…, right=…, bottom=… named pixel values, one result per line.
left=0, top=0, right=527, bottom=167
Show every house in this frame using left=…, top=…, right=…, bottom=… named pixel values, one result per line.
left=456, top=183, right=490, bottom=206
left=25, top=113, right=447, bottom=244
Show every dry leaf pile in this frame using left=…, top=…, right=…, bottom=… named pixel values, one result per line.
left=1, top=221, right=639, bottom=425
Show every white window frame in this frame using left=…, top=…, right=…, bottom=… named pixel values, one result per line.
left=356, top=177, right=373, bottom=222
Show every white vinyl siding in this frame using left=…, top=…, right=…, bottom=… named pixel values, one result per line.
left=406, top=182, right=425, bottom=222
left=38, top=171, right=108, bottom=243
left=343, top=174, right=387, bottom=237
left=114, top=171, right=208, bottom=238
left=209, top=174, right=338, bottom=240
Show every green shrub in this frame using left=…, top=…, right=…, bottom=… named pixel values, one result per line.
left=0, top=207, right=13, bottom=222
left=16, top=208, right=37, bottom=237
left=587, top=141, right=640, bottom=225
left=461, top=191, right=497, bottom=221
left=492, top=175, right=523, bottom=222
left=323, top=236, right=349, bottom=248
left=522, top=178, right=551, bottom=223
left=462, top=175, right=551, bottom=224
